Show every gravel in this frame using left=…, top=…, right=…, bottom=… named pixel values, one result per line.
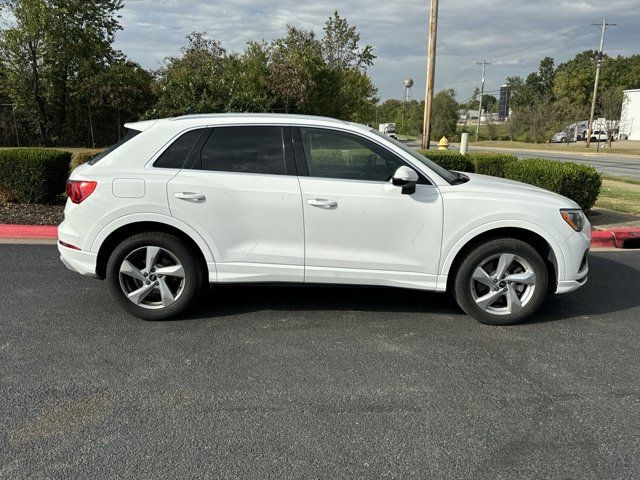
left=0, top=201, right=64, bottom=225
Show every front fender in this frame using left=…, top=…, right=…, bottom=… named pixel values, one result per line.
left=438, top=219, right=567, bottom=285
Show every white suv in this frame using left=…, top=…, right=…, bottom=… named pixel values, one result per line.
left=59, top=114, right=590, bottom=325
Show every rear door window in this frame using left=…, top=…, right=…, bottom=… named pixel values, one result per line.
left=195, top=126, right=286, bottom=175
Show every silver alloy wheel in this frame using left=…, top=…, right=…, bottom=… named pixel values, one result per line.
left=118, top=246, right=186, bottom=309
left=469, top=253, right=537, bottom=316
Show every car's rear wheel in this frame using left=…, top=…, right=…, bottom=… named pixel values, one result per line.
left=106, top=232, right=205, bottom=320
left=454, top=238, right=549, bottom=325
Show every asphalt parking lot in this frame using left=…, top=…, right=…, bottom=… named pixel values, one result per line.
left=1, top=245, right=639, bottom=479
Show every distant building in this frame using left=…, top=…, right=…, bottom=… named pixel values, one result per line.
left=619, top=89, right=640, bottom=140
left=498, top=84, right=510, bottom=121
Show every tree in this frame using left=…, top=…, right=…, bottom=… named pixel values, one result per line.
left=0, top=0, right=124, bottom=145
left=554, top=98, right=585, bottom=145
left=430, top=89, right=458, bottom=141
left=322, top=11, right=374, bottom=71
left=268, top=27, right=323, bottom=113
left=523, top=97, right=557, bottom=143
left=223, top=41, right=273, bottom=112
left=484, top=114, right=498, bottom=141
left=553, top=51, right=599, bottom=107
left=83, top=60, right=154, bottom=140
left=599, top=86, right=624, bottom=148
left=150, top=32, right=227, bottom=117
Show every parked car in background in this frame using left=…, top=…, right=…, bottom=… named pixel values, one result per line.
left=551, top=132, right=568, bottom=143
left=586, top=131, right=609, bottom=143
left=59, top=114, right=590, bottom=325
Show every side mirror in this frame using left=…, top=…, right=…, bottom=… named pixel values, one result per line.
left=392, top=166, right=419, bottom=195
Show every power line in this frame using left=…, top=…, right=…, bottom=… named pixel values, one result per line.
left=489, top=4, right=638, bottom=64
left=604, top=3, right=640, bottom=17
left=490, top=25, right=585, bottom=62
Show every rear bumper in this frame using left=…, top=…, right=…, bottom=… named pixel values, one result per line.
left=58, top=242, right=98, bottom=277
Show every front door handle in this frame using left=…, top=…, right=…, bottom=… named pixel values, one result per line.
left=307, top=199, right=338, bottom=209
left=174, top=192, right=206, bottom=203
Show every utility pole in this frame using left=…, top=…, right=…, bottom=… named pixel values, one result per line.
left=475, top=60, right=490, bottom=142
left=421, top=0, right=439, bottom=150
left=586, top=18, right=616, bottom=148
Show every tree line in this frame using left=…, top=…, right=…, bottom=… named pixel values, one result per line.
left=506, top=52, right=640, bottom=143
left=0, top=1, right=377, bottom=147
left=371, top=51, right=640, bottom=144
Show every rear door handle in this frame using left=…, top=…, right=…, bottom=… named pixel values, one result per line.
left=307, top=199, right=338, bottom=209
left=174, top=192, right=206, bottom=203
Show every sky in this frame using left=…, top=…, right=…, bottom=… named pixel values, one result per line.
left=115, top=0, right=640, bottom=102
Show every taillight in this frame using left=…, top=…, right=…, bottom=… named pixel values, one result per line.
left=66, top=180, right=97, bottom=204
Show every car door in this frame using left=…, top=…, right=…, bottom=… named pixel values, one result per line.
left=294, top=126, right=443, bottom=290
left=167, top=125, right=304, bottom=283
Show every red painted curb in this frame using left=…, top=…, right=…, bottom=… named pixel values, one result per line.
left=0, top=224, right=58, bottom=239
left=591, top=230, right=615, bottom=248
left=592, top=227, right=640, bottom=249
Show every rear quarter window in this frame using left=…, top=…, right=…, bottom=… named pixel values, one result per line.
left=154, top=129, right=206, bottom=169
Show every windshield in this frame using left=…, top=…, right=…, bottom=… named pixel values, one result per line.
left=88, top=129, right=141, bottom=165
left=369, top=129, right=458, bottom=184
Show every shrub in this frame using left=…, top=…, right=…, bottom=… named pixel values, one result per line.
left=504, top=158, right=601, bottom=211
left=0, top=148, right=71, bottom=203
left=417, top=150, right=475, bottom=172
left=70, top=150, right=103, bottom=170
left=471, top=153, right=518, bottom=177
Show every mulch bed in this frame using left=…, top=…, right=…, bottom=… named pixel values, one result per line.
left=0, top=200, right=65, bottom=226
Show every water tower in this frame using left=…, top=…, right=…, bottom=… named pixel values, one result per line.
left=403, top=78, right=414, bottom=103
left=401, top=78, right=414, bottom=131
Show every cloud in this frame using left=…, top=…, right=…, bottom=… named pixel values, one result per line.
left=114, top=0, right=640, bottom=100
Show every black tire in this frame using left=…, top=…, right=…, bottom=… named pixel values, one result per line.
left=106, top=232, right=205, bottom=320
left=453, top=238, right=549, bottom=325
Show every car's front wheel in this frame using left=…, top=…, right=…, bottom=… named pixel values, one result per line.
left=454, top=238, right=549, bottom=325
left=106, top=232, right=205, bottom=320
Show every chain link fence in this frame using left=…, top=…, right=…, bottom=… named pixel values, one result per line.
left=0, top=104, right=153, bottom=148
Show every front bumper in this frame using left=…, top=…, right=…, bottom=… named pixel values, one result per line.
left=555, top=229, right=590, bottom=294
left=58, top=242, right=98, bottom=277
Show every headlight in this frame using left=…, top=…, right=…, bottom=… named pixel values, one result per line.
left=560, top=209, right=585, bottom=232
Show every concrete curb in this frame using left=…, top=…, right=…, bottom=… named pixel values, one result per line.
left=1, top=223, right=639, bottom=248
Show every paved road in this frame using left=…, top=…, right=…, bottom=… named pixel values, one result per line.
left=407, top=141, right=640, bottom=178
left=2, top=245, right=640, bottom=479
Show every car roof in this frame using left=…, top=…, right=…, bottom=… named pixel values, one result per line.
left=125, top=113, right=359, bottom=132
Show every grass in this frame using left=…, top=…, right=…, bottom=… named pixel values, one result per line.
left=472, top=140, right=640, bottom=156
left=602, top=174, right=640, bottom=186
left=595, top=179, right=640, bottom=216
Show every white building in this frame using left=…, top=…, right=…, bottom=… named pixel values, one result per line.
left=619, top=89, right=640, bottom=140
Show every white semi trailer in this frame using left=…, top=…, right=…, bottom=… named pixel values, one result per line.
left=378, top=123, right=397, bottom=139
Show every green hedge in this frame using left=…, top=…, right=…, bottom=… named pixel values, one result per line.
left=470, top=152, right=518, bottom=177
left=0, top=148, right=71, bottom=203
left=70, top=149, right=104, bottom=170
left=418, top=150, right=518, bottom=176
left=417, top=150, right=475, bottom=172
left=418, top=149, right=601, bottom=210
left=504, top=159, right=602, bottom=211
